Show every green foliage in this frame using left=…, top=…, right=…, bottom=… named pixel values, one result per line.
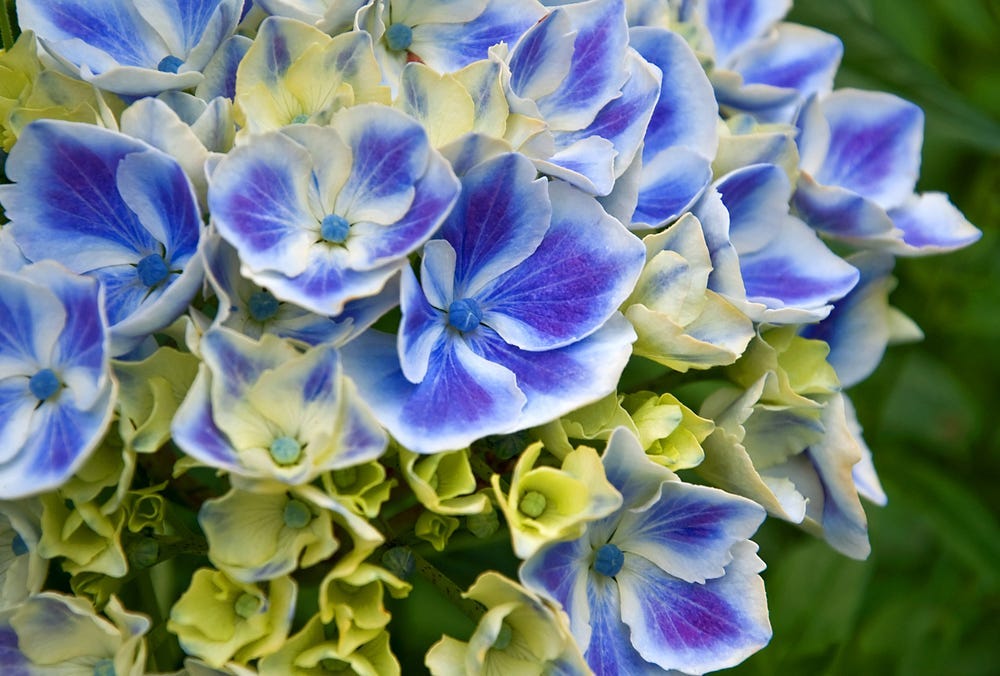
left=728, top=1, right=1000, bottom=674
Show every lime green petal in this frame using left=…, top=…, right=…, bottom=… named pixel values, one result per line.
left=114, top=346, right=199, bottom=454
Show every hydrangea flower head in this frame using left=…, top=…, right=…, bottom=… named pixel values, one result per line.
left=0, top=261, right=115, bottom=499
left=344, top=152, right=645, bottom=454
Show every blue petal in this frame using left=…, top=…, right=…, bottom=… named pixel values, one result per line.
left=0, top=384, right=114, bottom=498
left=536, top=136, right=617, bottom=196
left=717, top=164, right=859, bottom=317
left=170, top=367, right=243, bottom=472
left=116, top=150, right=201, bottom=261
left=732, top=24, right=841, bottom=101
left=332, top=105, right=431, bottom=226
left=196, top=34, right=252, bottom=100
left=0, top=271, right=64, bottom=376
left=412, top=0, right=545, bottom=72
left=347, top=146, right=460, bottom=269
left=134, top=0, right=233, bottom=59
left=469, top=314, right=636, bottom=430
left=814, top=89, right=923, bottom=209
left=703, top=0, right=790, bottom=66
left=532, top=0, right=631, bottom=129
left=399, top=264, right=447, bottom=383
left=340, top=330, right=525, bottom=454
left=438, top=153, right=551, bottom=297
left=554, top=48, right=660, bottom=179
left=200, top=327, right=288, bottom=405
left=0, top=380, right=35, bottom=462
left=36, top=264, right=109, bottom=408
left=2, top=121, right=160, bottom=271
left=476, top=181, right=644, bottom=350
left=251, top=248, right=400, bottom=316
left=633, top=146, right=713, bottom=228
left=792, top=174, right=898, bottom=245
left=887, top=192, right=982, bottom=255
left=17, top=0, right=166, bottom=68
left=519, top=536, right=593, bottom=648
left=601, top=427, right=676, bottom=511
left=801, top=251, right=896, bottom=387
left=630, top=27, right=718, bottom=160
left=617, top=544, right=771, bottom=674
left=583, top=574, right=658, bottom=676
left=614, top=482, right=765, bottom=584
left=208, top=131, right=317, bottom=277
left=507, top=6, right=575, bottom=102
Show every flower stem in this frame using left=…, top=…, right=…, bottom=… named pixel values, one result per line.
left=0, top=0, right=13, bottom=51
left=410, top=549, right=486, bottom=623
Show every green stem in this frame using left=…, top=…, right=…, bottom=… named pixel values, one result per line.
left=410, top=549, right=486, bottom=624
left=0, top=0, right=13, bottom=51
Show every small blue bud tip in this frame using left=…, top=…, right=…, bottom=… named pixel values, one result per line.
left=447, top=298, right=482, bottom=333
left=248, top=290, right=280, bottom=322
left=321, top=214, right=351, bottom=244
left=291, top=113, right=310, bottom=124
left=157, top=55, right=184, bottom=73
left=93, top=658, right=116, bottom=676
left=137, top=253, right=169, bottom=287
left=270, top=435, right=302, bottom=465
left=385, top=23, right=413, bottom=52
left=593, top=542, right=624, bottom=577
left=11, top=533, right=27, bottom=556
left=29, top=368, right=60, bottom=401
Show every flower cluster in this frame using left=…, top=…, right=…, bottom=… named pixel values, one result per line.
left=0, top=0, right=980, bottom=674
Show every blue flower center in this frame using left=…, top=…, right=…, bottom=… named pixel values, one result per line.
left=447, top=298, right=482, bottom=333
left=29, top=368, right=60, bottom=401
left=593, top=543, right=624, bottom=577
left=321, top=214, right=351, bottom=244
left=11, top=533, right=27, bottom=556
left=283, top=499, right=312, bottom=529
left=291, top=113, right=310, bottom=124
left=385, top=23, right=413, bottom=52
left=157, top=55, right=184, bottom=73
left=248, top=290, right=280, bottom=322
left=93, top=659, right=116, bottom=676
left=137, top=253, right=169, bottom=287
left=269, top=436, right=302, bottom=465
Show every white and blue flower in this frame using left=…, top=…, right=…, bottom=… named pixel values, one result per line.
left=343, top=153, right=645, bottom=454
left=0, top=261, right=115, bottom=499
left=502, top=0, right=661, bottom=197
left=694, top=162, right=859, bottom=323
left=16, top=0, right=243, bottom=96
left=521, top=427, right=771, bottom=675
left=208, top=105, right=460, bottom=316
left=793, top=90, right=982, bottom=255
left=171, top=327, right=387, bottom=486
left=0, top=120, right=204, bottom=357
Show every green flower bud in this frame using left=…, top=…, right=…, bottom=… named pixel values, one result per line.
left=414, top=512, right=460, bottom=552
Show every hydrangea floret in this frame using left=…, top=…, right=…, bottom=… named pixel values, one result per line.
left=0, top=0, right=983, bottom=673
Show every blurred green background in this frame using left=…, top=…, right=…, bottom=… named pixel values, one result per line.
left=729, top=1, right=1000, bottom=674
